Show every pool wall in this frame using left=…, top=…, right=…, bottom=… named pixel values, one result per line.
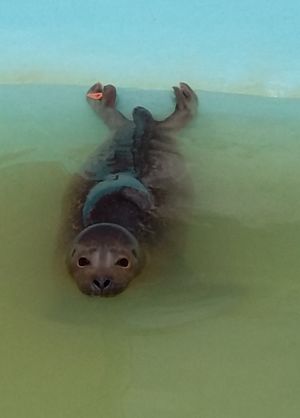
left=1, top=0, right=300, bottom=97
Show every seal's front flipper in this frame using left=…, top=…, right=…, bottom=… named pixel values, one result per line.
left=86, top=82, right=129, bottom=130
left=158, top=82, right=198, bottom=132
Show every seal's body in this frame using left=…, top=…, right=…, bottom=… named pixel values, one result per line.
left=65, top=82, right=198, bottom=296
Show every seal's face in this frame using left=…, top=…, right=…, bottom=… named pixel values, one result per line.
left=68, top=223, right=144, bottom=296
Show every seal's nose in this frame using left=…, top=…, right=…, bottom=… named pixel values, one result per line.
left=91, top=277, right=112, bottom=293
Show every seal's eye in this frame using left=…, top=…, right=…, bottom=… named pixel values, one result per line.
left=78, top=257, right=90, bottom=267
left=115, top=257, right=130, bottom=268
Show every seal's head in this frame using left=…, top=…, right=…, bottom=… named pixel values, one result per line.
left=68, top=223, right=144, bottom=296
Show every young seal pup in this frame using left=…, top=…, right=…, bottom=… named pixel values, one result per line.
left=65, top=82, right=198, bottom=296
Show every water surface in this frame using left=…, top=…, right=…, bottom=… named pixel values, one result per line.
left=0, top=85, right=300, bottom=417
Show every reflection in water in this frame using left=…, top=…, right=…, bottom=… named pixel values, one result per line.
left=0, top=86, right=300, bottom=418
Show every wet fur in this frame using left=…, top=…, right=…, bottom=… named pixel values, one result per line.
left=62, top=82, right=198, bottom=294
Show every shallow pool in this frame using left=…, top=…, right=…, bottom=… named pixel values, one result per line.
left=0, top=85, right=300, bottom=418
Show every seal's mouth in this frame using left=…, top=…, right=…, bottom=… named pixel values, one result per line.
left=79, top=279, right=127, bottom=297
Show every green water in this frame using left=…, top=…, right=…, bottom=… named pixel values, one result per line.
left=1, top=85, right=300, bottom=418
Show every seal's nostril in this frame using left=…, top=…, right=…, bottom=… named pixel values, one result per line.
left=92, top=279, right=101, bottom=290
left=92, top=278, right=111, bottom=291
left=103, top=279, right=111, bottom=288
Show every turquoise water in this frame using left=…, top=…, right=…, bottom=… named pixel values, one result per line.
left=1, top=85, right=300, bottom=417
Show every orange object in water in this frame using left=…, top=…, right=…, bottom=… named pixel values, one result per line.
left=87, top=92, right=103, bottom=100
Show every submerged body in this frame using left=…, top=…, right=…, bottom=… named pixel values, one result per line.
left=65, top=82, right=198, bottom=296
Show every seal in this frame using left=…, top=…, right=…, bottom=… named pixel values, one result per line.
left=64, top=81, right=198, bottom=296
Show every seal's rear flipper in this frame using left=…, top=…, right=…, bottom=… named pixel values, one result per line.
left=158, top=82, right=198, bottom=132
left=86, top=82, right=129, bottom=130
